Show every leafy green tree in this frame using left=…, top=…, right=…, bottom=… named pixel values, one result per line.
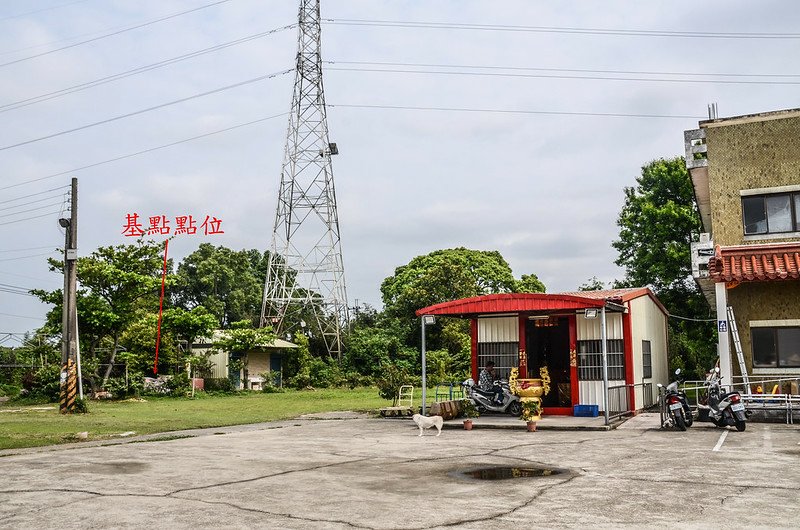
left=516, top=273, right=546, bottom=293
left=578, top=276, right=606, bottom=291
left=34, top=241, right=167, bottom=393
left=612, top=157, right=716, bottom=377
left=174, top=244, right=270, bottom=327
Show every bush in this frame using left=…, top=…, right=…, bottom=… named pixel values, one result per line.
left=166, top=372, right=191, bottom=395
left=105, top=376, right=144, bottom=399
left=376, top=362, right=412, bottom=403
left=261, top=382, right=284, bottom=394
left=204, top=378, right=234, bottom=393
left=0, top=383, right=21, bottom=398
left=25, top=364, right=61, bottom=402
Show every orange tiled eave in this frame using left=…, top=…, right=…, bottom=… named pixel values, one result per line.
left=709, top=242, right=800, bottom=282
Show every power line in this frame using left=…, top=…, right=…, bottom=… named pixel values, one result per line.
left=0, top=193, right=67, bottom=210
left=0, top=68, right=293, bottom=152
left=324, top=19, right=800, bottom=40
left=0, top=212, right=62, bottom=227
left=328, top=60, right=800, bottom=80
left=327, top=65, right=800, bottom=86
left=0, top=111, right=289, bottom=190
left=0, top=185, right=69, bottom=202
left=328, top=103, right=704, bottom=120
left=0, top=312, right=46, bottom=321
left=0, top=250, right=58, bottom=261
left=0, top=0, right=90, bottom=23
left=0, top=24, right=296, bottom=114
left=0, top=0, right=234, bottom=69
left=0, top=201, right=67, bottom=219
left=0, top=246, right=59, bottom=254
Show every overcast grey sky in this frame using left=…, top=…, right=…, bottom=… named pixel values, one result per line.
left=1, top=0, right=799, bottom=339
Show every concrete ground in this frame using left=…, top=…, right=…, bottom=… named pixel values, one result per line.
left=1, top=413, right=798, bottom=529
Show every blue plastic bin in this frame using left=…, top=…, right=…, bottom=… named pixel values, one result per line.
left=573, top=404, right=599, bottom=417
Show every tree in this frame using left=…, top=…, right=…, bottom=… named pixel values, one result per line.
left=516, top=273, right=546, bottom=293
left=34, top=241, right=167, bottom=392
left=174, top=244, right=269, bottom=328
left=379, top=248, right=546, bottom=362
left=578, top=276, right=606, bottom=291
left=612, top=157, right=716, bottom=377
left=214, top=320, right=276, bottom=386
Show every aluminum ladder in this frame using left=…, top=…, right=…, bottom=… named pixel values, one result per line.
left=727, top=306, right=750, bottom=391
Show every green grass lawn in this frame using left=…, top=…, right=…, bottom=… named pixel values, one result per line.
left=0, top=387, right=393, bottom=450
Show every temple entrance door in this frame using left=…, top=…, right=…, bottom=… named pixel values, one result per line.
left=526, top=317, right=571, bottom=408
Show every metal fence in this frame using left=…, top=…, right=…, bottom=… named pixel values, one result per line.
left=681, top=376, right=800, bottom=424
left=606, top=382, right=654, bottom=421
left=434, top=382, right=464, bottom=402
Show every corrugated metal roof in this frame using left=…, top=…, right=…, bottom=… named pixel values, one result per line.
left=710, top=242, right=800, bottom=282
left=195, top=330, right=298, bottom=349
left=415, top=288, right=664, bottom=317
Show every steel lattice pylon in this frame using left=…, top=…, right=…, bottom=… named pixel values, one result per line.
left=260, top=0, right=349, bottom=359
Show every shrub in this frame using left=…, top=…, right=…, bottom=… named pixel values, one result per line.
left=204, top=377, right=234, bottom=393
left=376, top=362, right=412, bottom=403
left=166, top=372, right=191, bottom=395
left=25, top=364, right=61, bottom=402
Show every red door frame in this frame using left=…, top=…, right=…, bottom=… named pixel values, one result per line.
left=623, top=304, right=636, bottom=410
left=470, top=318, right=479, bottom=382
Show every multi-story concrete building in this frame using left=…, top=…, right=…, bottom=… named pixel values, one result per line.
left=686, top=108, right=800, bottom=388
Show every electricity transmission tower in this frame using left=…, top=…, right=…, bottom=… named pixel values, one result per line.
left=260, top=0, right=349, bottom=359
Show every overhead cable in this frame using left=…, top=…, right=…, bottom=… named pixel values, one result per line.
left=0, top=68, right=293, bottom=152
left=328, top=103, right=704, bottom=120
left=0, top=201, right=66, bottom=219
left=328, top=60, right=800, bottom=80
left=0, top=111, right=289, bottom=190
left=0, top=0, right=89, bottom=23
left=0, top=0, right=234, bottom=68
left=324, top=19, right=800, bottom=40
left=327, top=65, right=800, bottom=86
left=0, top=24, right=297, bottom=114
left=0, top=185, right=69, bottom=203
left=0, top=212, right=62, bottom=227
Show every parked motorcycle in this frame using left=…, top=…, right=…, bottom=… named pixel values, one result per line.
left=698, top=367, right=748, bottom=432
left=462, top=378, right=522, bottom=416
left=657, top=368, right=694, bottom=431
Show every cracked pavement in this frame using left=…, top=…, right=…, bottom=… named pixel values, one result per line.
left=1, top=414, right=799, bottom=529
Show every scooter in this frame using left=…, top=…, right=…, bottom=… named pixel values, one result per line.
left=657, top=368, right=693, bottom=431
left=698, top=367, right=749, bottom=432
left=462, top=378, right=522, bottom=416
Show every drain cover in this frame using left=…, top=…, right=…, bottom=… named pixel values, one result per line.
left=460, top=466, right=564, bottom=480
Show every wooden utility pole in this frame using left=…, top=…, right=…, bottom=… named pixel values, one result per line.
left=59, top=178, right=78, bottom=413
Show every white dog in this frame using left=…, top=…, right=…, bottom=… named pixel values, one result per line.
left=412, top=414, right=443, bottom=436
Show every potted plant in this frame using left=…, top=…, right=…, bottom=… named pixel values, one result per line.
left=461, top=399, right=479, bottom=430
left=520, top=399, right=541, bottom=432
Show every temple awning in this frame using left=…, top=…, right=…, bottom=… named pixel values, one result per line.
left=416, top=288, right=662, bottom=317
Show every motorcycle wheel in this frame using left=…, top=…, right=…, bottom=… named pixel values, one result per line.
left=508, top=401, right=522, bottom=417
left=673, top=410, right=687, bottom=431
left=735, top=420, right=746, bottom=432
left=476, top=404, right=487, bottom=414
left=685, top=411, right=694, bottom=427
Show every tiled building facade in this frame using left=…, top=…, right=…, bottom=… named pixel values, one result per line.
left=686, top=108, right=800, bottom=386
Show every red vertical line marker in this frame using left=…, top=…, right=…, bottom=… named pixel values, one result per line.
left=153, top=239, right=169, bottom=375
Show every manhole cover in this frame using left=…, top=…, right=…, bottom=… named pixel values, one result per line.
left=458, top=466, right=564, bottom=480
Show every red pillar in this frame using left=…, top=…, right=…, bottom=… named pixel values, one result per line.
left=470, top=318, right=479, bottom=382
left=623, top=305, right=636, bottom=410
left=568, top=314, right=579, bottom=409
left=518, top=315, right=527, bottom=378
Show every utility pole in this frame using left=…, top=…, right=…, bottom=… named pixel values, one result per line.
left=260, top=0, right=349, bottom=359
left=59, top=177, right=78, bottom=413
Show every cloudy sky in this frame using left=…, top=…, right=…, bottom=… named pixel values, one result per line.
left=1, top=0, right=799, bottom=339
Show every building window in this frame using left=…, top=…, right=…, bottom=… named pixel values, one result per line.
left=577, top=339, right=625, bottom=380
left=642, top=340, right=652, bottom=379
left=477, top=342, right=517, bottom=381
left=742, top=192, right=800, bottom=235
left=751, top=326, right=800, bottom=368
